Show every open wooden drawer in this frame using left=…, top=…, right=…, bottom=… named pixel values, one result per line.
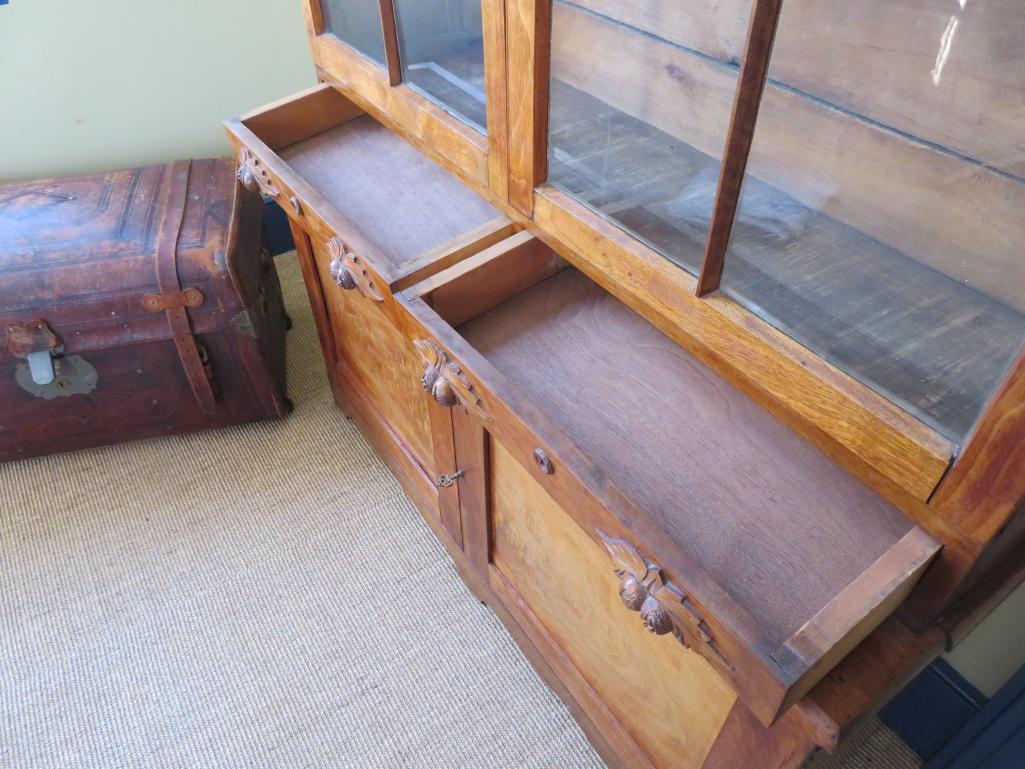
left=224, top=84, right=514, bottom=300
left=395, top=232, right=942, bottom=734
left=224, top=84, right=515, bottom=532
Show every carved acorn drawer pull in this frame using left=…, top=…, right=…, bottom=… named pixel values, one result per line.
left=236, top=147, right=280, bottom=198
left=414, top=340, right=493, bottom=422
left=327, top=237, right=384, bottom=302
left=598, top=530, right=731, bottom=668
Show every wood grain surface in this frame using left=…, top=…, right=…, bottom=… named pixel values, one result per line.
left=491, top=439, right=737, bottom=769
left=280, top=115, right=499, bottom=271
left=309, top=235, right=436, bottom=474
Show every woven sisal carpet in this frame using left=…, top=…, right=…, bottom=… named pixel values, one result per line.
left=1, top=253, right=921, bottom=769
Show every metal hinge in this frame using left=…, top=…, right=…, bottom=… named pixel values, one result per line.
left=435, top=469, right=465, bottom=488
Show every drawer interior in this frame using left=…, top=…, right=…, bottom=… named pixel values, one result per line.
left=236, top=85, right=507, bottom=281
left=457, top=264, right=919, bottom=645
left=409, top=233, right=940, bottom=715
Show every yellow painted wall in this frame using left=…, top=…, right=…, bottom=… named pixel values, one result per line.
left=0, top=0, right=316, bottom=183
left=945, top=581, right=1025, bottom=697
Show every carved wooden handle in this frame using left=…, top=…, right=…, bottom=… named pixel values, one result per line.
left=327, top=238, right=384, bottom=301
left=597, top=530, right=675, bottom=634
left=597, top=530, right=731, bottom=667
left=414, top=340, right=492, bottom=422
left=236, top=147, right=280, bottom=198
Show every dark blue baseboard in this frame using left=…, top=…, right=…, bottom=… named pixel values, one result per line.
left=924, top=665, right=1025, bottom=769
left=263, top=199, right=295, bottom=257
left=881, top=659, right=987, bottom=762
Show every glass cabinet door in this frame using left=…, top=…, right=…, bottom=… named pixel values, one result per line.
left=546, top=1, right=752, bottom=274
left=393, top=0, right=487, bottom=132
left=320, top=0, right=389, bottom=67
left=719, top=0, right=1025, bottom=442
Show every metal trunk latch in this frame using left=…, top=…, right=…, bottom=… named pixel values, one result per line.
left=7, top=320, right=61, bottom=385
left=7, top=320, right=98, bottom=399
left=435, top=469, right=465, bottom=488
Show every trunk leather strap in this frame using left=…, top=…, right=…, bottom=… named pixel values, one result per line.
left=152, top=160, right=218, bottom=415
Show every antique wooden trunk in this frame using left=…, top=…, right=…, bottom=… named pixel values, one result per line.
left=0, top=158, right=290, bottom=462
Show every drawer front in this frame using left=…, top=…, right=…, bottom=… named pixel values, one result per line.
left=489, top=438, right=737, bottom=769
left=311, top=235, right=436, bottom=475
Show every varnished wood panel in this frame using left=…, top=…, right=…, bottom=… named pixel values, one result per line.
left=392, top=216, right=517, bottom=292
left=700, top=701, right=812, bottom=769
left=289, top=221, right=338, bottom=369
left=461, top=266, right=925, bottom=645
left=490, top=439, right=737, bottom=769
left=505, top=0, right=551, bottom=214
left=428, top=397, right=462, bottom=545
left=696, top=0, right=782, bottom=295
left=310, top=236, right=436, bottom=473
left=239, top=83, right=364, bottom=150
left=933, top=346, right=1025, bottom=541
left=771, top=528, right=938, bottom=712
left=377, top=0, right=402, bottom=86
left=402, top=285, right=793, bottom=724
left=482, top=0, right=510, bottom=200
left=451, top=407, right=491, bottom=573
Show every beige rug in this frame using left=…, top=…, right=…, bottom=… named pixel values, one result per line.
left=1, top=253, right=920, bottom=769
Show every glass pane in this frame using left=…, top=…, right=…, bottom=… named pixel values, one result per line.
left=547, top=1, right=751, bottom=274
left=393, top=0, right=487, bottom=132
left=320, top=0, right=387, bottom=66
left=721, top=1, right=1025, bottom=442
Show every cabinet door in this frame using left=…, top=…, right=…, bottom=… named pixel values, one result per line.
left=393, top=0, right=487, bottom=132
left=448, top=414, right=739, bottom=769
left=546, top=0, right=752, bottom=274
left=717, top=0, right=1025, bottom=443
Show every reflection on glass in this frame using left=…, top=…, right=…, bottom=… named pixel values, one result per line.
left=321, top=0, right=387, bottom=66
left=547, top=0, right=750, bottom=275
left=394, top=0, right=487, bottom=131
left=720, top=1, right=1025, bottom=442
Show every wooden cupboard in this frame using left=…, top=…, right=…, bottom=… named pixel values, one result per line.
left=226, top=1, right=1025, bottom=766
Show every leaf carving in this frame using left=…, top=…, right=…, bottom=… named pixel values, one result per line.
left=597, top=529, right=731, bottom=667
left=328, top=237, right=384, bottom=302
left=413, top=339, right=492, bottom=422
left=236, top=147, right=280, bottom=198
